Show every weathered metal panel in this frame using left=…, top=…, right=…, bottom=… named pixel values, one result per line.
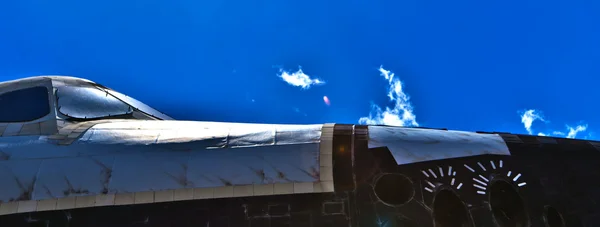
left=34, top=156, right=115, bottom=198
left=0, top=158, right=43, bottom=202
left=81, top=121, right=321, bottom=146
left=0, top=121, right=326, bottom=204
left=367, top=126, right=510, bottom=165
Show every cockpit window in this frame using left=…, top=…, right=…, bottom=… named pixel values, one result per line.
left=0, top=86, right=50, bottom=122
left=103, top=88, right=174, bottom=120
left=57, top=86, right=132, bottom=119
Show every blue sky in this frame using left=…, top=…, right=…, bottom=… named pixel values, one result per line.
left=0, top=0, right=598, bottom=140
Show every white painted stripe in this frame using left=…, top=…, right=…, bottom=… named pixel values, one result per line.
left=421, top=170, right=430, bottom=178
left=453, top=171, right=456, bottom=176
left=439, top=167, right=444, bottom=177
left=477, top=191, right=486, bottom=195
left=499, top=160, right=503, bottom=168
left=17, top=201, right=36, bottom=213
left=426, top=180, right=435, bottom=188
left=428, top=169, right=438, bottom=178
left=451, top=178, right=455, bottom=186
left=518, top=182, right=527, bottom=187
left=513, top=173, right=522, bottom=182
left=319, top=124, right=335, bottom=187
left=473, top=178, right=487, bottom=186
left=448, top=166, right=453, bottom=176
left=425, top=187, right=433, bottom=193
left=490, top=160, right=496, bottom=170
left=457, top=183, right=463, bottom=189
left=507, top=171, right=512, bottom=177
left=479, top=175, right=489, bottom=182
left=464, top=164, right=475, bottom=172
left=477, top=162, right=487, bottom=171
left=474, top=184, right=486, bottom=190
left=0, top=182, right=332, bottom=216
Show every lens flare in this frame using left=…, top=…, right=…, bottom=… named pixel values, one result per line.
left=323, top=96, right=331, bottom=106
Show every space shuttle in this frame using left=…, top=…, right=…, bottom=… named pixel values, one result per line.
left=0, top=75, right=597, bottom=227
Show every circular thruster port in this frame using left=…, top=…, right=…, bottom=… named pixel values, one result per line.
left=432, top=188, right=471, bottom=227
left=489, top=180, right=529, bottom=227
left=373, top=173, right=414, bottom=206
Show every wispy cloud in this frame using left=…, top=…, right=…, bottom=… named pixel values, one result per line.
left=552, top=131, right=566, bottom=136
left=293, top=107, right=308, bottom=117
left=519, top=109, right=590, bottom=139
left=520, top=109, right=545, bottom=134
left=359, top=66, right=419, bottom=127
left=566, top=125, right=588, bottom=139
left=277, top=67, right=325, bottom=89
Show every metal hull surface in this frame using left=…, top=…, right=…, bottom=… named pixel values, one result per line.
left=1, top=124, right=599, bottom=227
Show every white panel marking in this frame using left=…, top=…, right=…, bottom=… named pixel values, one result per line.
left=477, top=162, right=487, bottom=171
left=513, top=173, right=522, bottom=182
left=426, top=181, right=435, bottom=188
left=464, top=164, right=475, bottom=172
left=479, top=175, right=489, bottom=182
left=421, top=170, right=430, bottom=178
left=490, top=160, right=496, bottom=170
left=428, top=169, right=438, bottom=178
left=474, top=184, right=486, bottom=190
left=473, top=178, right=487, bottom=186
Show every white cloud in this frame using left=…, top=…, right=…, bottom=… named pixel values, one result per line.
left=277, top=67, right=325, bottom=89
left=519, top=109, right=590, bottom=139
left=520, top=109, right=545, bottom=135
left=359, top=66, right=418, bottom=127
left=552, top=131, right=565, bottom=136
left=566, top=124, right=587, bottom=139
